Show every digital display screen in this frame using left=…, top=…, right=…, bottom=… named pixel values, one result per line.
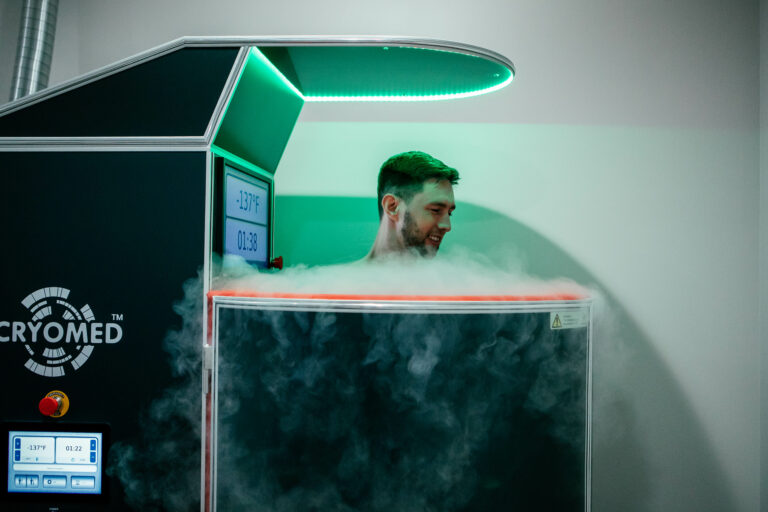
left=223, top=165, right=270, bottom=267
left=6, top=430, right=103, bottom=495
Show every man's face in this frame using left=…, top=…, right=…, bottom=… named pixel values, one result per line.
left=398, top=179, right=456, bottom=257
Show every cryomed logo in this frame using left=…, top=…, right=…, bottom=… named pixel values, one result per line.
left=0, top=287, right=124, bottom=377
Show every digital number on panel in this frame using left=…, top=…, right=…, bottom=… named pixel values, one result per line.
left=224, top=168, right=269, bottom=265
left=225, top=172, right=267, bottom=225
left=7, top=431, right=103, bottom=494
left=225, top=219, right=268, bottom=262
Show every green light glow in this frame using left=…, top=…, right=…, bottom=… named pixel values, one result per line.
left=210, top=53, right=247, bottom=143
left=213, top=47, right=304, bottom=173
left=254, top=45, right=514, bottom=103
left=249, top=47, right=305, bottom=99
left=303, top=70, right=514, bottom=102
left=211, top=144, right=273, bottom=179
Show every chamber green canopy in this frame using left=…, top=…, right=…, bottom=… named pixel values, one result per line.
left=0, top=37, right=515, bottom=171
left=258, top=41, right=514, bottom=101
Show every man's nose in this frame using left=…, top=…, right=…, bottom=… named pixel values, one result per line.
left=438, top=214, right=451, bottom=232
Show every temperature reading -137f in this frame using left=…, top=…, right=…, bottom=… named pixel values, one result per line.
left=238, top=190, right=260, bottom=213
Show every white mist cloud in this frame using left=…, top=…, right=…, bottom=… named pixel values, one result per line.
left=215, top=247, right=589, bottom=298
left=110, top=250, right=605, bottom=511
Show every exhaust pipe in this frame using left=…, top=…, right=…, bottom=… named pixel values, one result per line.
left=9, top=0, right=59, bottom=102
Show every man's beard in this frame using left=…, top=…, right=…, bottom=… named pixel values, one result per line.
left=401, top=211, right=437, bottom=257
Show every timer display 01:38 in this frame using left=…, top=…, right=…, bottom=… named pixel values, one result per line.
left=225, top=218, right=267, bottom=263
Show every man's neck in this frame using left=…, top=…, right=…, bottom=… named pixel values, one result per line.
left=367, top=219, right=403, bottom=260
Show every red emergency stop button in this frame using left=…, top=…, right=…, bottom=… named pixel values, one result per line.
left=39, top=390, right=70, bottom=417
left=39, top=396, right=60, bottom=416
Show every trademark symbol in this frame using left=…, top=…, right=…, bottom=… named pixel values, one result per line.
left=111, top=314, right=124, bottom=321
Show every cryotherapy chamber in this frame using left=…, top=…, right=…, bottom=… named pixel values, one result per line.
left=209, top=292, right=592, bottom=511
left=0, top=35, right=591, bottom=511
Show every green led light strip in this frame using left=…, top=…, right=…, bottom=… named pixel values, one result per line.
left=304, top=72, right=514, bottom=102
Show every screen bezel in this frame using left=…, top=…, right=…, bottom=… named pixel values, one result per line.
left=1, top=422, right=110, bottom=504
left=213, top=156, right=273, bottom=269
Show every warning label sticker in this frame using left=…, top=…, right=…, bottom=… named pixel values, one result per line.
left=550, top=309, right=589, bottom=330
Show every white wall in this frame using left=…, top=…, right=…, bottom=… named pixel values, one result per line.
left=1, top=0, right=762, bottom=510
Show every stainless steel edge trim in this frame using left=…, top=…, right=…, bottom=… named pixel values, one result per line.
left=204, top=150, right=214, bottom=290
left=201, top=150, right=213, bottom=512
left=0, top=146, right=208, bottom=152
left=210, top=296, right=591, bottom=315
left=0, top=137, right=208, bottom=149
left=204, top=48, right=248, bottom=144
left=0, top=145, right=208, bottom=153
left=0, top=35, right=514, bottom=118
left=211, top=303, right=221, bottom=512
left=200, top=345, right=210, bottom=512
left=0, top=136, right=206, bottom=144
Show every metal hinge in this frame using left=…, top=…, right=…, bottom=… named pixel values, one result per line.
left=202, top=344, right=214, bottom=395
left=202, top=344, right=214, bottom=371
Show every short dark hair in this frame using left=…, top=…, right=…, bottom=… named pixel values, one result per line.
left=377, top=151, right=459, bottom=218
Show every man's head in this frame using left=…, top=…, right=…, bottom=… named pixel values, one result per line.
left=376, top=151, right=459, bottom=257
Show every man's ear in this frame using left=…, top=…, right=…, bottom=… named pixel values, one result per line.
left=381, top=194, right=400, bottom=221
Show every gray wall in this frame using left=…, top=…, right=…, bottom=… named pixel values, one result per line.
left=761, top=0, right=768, bottom=510
left=0, top=0, right=764, bottom=510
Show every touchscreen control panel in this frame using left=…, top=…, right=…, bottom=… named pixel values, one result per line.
left=7, top=430, right=103, bottom=495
